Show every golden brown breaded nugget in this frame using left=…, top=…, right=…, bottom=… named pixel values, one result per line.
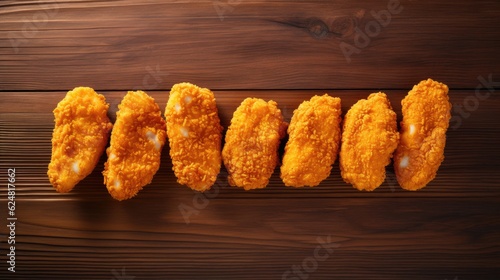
left=222, top=98, right=288, bottom=190
left=394, top=79, right=451, bottom=190
left=165, top=83, right=223, bottom=191
left=340, top=92, right=399, bottom=191
left=103, top=90, right=166, bottom=201
left=48, top=87, right=112, bottom=193
left=280, top=94, right=342, bottom=187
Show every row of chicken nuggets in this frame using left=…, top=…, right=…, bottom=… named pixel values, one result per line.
left=48, top=79, right=451, bottom=200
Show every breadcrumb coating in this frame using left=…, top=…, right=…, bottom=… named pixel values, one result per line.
left=340, top=92, right=399, bottom=191
left=280, top=94, right=342, bottom=187
left=48, top=87, right=112, bottom=193
left=165, top=82, right=223, bottom=191
left=103, top=90, right=166, bottom=201
left=394, top=79, right=451, bottom=190
left=222, top=98, right=288, bottom=190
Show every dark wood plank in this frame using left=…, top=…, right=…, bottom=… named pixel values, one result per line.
left=0, top=0, right=499, bottom=90
left=2, top=197, right=499, bottom=279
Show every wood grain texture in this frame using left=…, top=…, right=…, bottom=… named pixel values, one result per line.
left=1, top=0, right=500, bottom=279
left=0, top=0, right=499, bottom=90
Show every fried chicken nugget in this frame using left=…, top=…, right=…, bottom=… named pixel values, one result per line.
left=394, top=79, right=451, bottom=191
left=280, top=94, right=342, bottom=187
left=340, top=92, right=399, bottom=191
left=48, top=87, right=112, bottom=193
left=222, top=98, right=288, bottom=190
left=165, top=83, right=223, bottom=191
left=103, top=90, right=166, bottom=201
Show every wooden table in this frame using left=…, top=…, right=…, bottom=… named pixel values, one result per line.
left=1, top=0, right=499, bottom=279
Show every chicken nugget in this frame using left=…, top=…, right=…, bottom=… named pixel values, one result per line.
left=222, top=98, right=288, bottom=190
left=394, top=79, right=451, bottom=190
left=340, top=92, right=399, bottom=191
left=280, top=94, right=342, bottom=187
left=103, top=90, right=166, bottom=200
left=165, top=82, right=223, bottom=191
left=48, top=87, right=112, bottom=193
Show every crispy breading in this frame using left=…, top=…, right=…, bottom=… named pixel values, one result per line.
left=394, top=79, right=451, bottom=190
left=165, top=82, right=223, bottom=191
left=48, top=87, right=112, bottom=193
left=280, top=94, right=342, bottom=187
left=222, top=98, right=288, bottom=190
left=103, top=90, right=166, bottom=201
left=340, top=92, right=399, bottom=191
